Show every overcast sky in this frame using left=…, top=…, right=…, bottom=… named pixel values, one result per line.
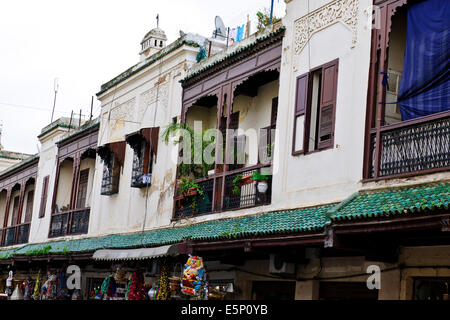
left=0, top=0, right=286, bottom=154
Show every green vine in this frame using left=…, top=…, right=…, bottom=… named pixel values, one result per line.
left=24, top=245, right=52, bottom=256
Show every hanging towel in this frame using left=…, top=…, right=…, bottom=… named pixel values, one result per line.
left=236, top=25, right=245, bottom=42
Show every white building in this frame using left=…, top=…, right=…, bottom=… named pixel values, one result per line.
left=1, top=0, right=449, bottom=301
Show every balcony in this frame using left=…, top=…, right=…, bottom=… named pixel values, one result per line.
left=174, top=166, right=272, bottom=218
left=0, top=223, right=30, bottom=247
left=49, top=208, right=90, bottom=238
left=368, top=111, right=450, bottom=179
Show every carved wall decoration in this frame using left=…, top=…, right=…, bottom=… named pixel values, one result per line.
left=110, top=98, right=136, bottom=123
left=293, top=0, right=359, bottom=55
left=138, top=82, right=169, bottom=120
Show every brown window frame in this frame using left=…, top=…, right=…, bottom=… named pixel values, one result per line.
left=75, top=169, right=89, bottom=209
left=38, top=176, right=49, bottom=218
left=292, top=59, right=339, bottom=156
left=24, top=189, right=34, bottom=223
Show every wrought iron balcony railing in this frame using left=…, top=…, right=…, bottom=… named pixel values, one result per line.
left=369, top=111, right=450, bottom=178
left=174, top=166, right=272, bottom=219
left=0, top=222, right=30, bottom=247
left=49, top=208, right=90, bottom=238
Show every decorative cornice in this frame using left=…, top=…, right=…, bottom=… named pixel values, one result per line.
left=293, top=0, right=359, bottom=55
left=181, top=27, right=286, bottom=88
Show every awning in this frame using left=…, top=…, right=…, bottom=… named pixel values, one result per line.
left=125, top=127, right=159, bottom=162
left=92, top=244, right=179, bottom=261
left=96, top=141, right=126, bottom=167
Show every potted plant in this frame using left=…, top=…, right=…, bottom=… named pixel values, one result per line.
left=177, top=177, right=205, bottom=211
left=238, top=173, right=253, bottom=186
left=252, top=171, right=271, bottom=194
left=232, top=174, right=242, bottom=195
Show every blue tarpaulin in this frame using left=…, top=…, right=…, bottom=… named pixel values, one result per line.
left=397, top=0, right=450, bottom=120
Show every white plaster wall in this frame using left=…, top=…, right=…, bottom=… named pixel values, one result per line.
left=186, top=105, right=218, bottom=131
left=90, top=45, right=200, bottom=236
left=0, top=158, right=22, bottom=173
left=164, top=0, right=375, bottom=227
left=28, top=128, right=69, bottom=243
left=271, top=0, right=373, bottom=209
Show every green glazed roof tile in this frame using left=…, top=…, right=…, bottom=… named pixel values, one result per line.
left=1, top=203, right=334, bottom=259
left=331, top=183, right=450, bottom=221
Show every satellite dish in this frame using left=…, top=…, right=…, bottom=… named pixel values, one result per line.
left=213, top=16, right=227, bottom=39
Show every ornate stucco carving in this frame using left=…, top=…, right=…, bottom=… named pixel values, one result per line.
left=293, top=0, right=359, bottom=55
left=138, top=82, right=169, bottom=120
left=111, top=98, right=136, bottom=122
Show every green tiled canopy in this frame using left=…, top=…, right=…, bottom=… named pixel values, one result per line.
left=0, top=203, right=333, bottom=259
left=2, top=182, right=448, bottom=260
left=330, top=183, right=450, bottom=221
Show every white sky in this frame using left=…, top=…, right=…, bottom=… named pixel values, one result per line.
left=0, top=0, right=286, bottom=154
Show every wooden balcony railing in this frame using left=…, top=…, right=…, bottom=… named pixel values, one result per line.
left=49, top=208, right=90, bottom=238
left=0, top=222, right=30, bottom=247
left=369, top=111, right=450, bottom=178
left=174, top=166, right=272, bottom=218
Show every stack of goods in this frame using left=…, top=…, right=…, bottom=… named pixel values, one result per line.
left=90, top=286, right=102, bottom=300
left=114, top=266, right=127, bottom=283
left=41, top=274, right=58, bottom=300
left=10, top=283, right=24, bottom=300
left=56, top=270, right=70, bottom=300
left=23, top=277, right=35, bottom=300
left=156, top=263, right=169, bottom=300
left=168, top=276, right=181, bottom=297
left=126, top=270, right=145, bottom=300
left=100, top=275, right=117, bottom=299
left=32, top=271, right=42, bottom=300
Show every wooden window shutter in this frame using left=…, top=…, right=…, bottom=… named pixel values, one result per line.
left=292, top=73, right=309, bottom=155
left=318, top=60, right=338, bottom=150
left=259, top=127, right=272, bottom=165
left=39, top=176, right=49, bottom=218
left=271, top=97, right=278, bottom=127
left=11, top=196, right=19, bottom=226
left=76, top=169, right=89, bottom=209
left=295, top=74, right=309, bottom=116
left=24, top=190, right=34, bottom=223
left=229, top=112, right=240, bottom=130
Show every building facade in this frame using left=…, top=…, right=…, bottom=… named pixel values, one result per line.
left=0, top=0, right=449, bottom=301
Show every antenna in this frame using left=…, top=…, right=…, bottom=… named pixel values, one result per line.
left=213, top=16, right=227, bottom=40
left=50, top=78, right=59, bottom=123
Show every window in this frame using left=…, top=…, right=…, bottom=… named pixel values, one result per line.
left=76, top=169, right=89, bottom=209
left=39, top=176, right=49, bottom=218
left=97, top=142, right=125, bottom=196
left=10, top=196, right=19, bottom=226
left=259, top=97, right=278, bottom=164
left=126, top=127, right=159, bottom=188
left=292, top=59, right=338, bottom=155
left=131, top=140, right=152, bottom=188
left=101, top=154, right=120, bottom=195
left=24, top=190, right=34, bottom=223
